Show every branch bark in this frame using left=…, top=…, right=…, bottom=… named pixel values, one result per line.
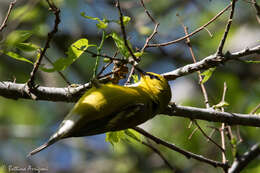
left=228, top=143, right=260, bottom=173
left=163, top=104, right=260, bottom=127
left=162, top=44, right=260, bottom=80
left=1, top=45, right=259, bottom=101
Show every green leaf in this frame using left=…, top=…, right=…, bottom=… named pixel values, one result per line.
left=245, top=60, right=260, bottom=64
left=122, top=16, right=131, bottom=25
left=107, top=32, right=133, bottom=58
left=132, top=74, right=139, bottom=83
left=212, top=101, right=229, bottom=109
left=1, top=51, right=33, bottom=64
left=42, top=38, right=89, bottom=72
left=134, top=51, right=143, bottom=58
left=105, top=129, right=141, bottom=146
left=5, top=30, right=32, bottom=47
left=201, top=67, right=216, bottom=84
left=96, top=21, right=108, bottom=29
left=103, top=58, right=110, bottom=63
left=16, top=42, right=39, bottom=52
left=124, top=129, right=141, bottom=142
left=105, top=131, right=126, bottom=146
left=10, top=5, right=42, bottom=22
left=81, top=12, right=108, bottom=29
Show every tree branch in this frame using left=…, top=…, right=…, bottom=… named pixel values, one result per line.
left=147, top=3, right=232, bottom=47
left=216, top=0, right=236, bottom=55
left=163, top=103, right=260, bottom=127
left=228, top=143, right=260, bottom=173
left=0, top=0, right=17, bottom=32
left=0, top=44, right=259, bottom=101
left=133, top=127, right=229, bottom=169
left=27, top=0, right=60, bottom=88
left=162, top=44, right=260, bottom=80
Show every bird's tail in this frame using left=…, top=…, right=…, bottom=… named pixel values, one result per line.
left=27, top=135, right=59, bottom=157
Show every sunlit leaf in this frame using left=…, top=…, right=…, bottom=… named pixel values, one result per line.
left=16, top=42, right=39, bottom=52
left=134, top=51, right=143, bottom=58
left=81, top=12, right=108, bottom=29
left=41, top=38, right=89, bottom=72
left=122, top=16, right=131, bottom=25
left=1, top=51, right=33, bottom=64
left=201, top=67, right=216, bottom=84
left=212, top=101, right=229, bottom=109
left=107, top=32, right=133, bottom=58
left=132, top=74, right=139, bottom=83
left=106, top=131, right=126, bottom=146
left=103, top=57, right=110, bottom=63
left=10, top=5, right=42, bottom=22
left=105, top=129, right=141, bottom=146
left=5, top=30, right=32, bottom=47
left=245, top=60, right=260, bottom=64
left=124, top=129, right=141, bottom=142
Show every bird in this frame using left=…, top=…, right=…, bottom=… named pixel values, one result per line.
left=28, top=72, right=171, bottom=156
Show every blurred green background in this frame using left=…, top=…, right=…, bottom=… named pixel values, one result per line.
left=0, top=0, right=260, bottom=172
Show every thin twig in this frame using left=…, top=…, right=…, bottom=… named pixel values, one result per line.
left=43, top=54, right=71, bottom=85
left=177, top=13, right=210, bottom=108
left=193, top=121, right=225, bottom=152
left=207, top=128, right=216, bottom=142
left=188, top=127, right=198, bottom=140
left=97, top=61, right=112, bottom=77
left=203, top=27, right=213, bottom=38
left=27, top=0, right=60, bottom=89
left=250, top=103, right=260, bottom=114
left=116, top=0, right=138, bottom=62
left=251, top=0, right=260, bottom=24
left=147, top=4, right=232, bottom=47
left=216, top=0, right=237, bottom=55
left=0, top=0, right=17, bottom=32
left=130, top=136, right=178, bottom=172
left=236, top=126, right=243, bottom=143
left=125, top=66, right=135, bottom=85
left=96, top=51, right=119, bottom=78
left=139, top=0, right=157, bottom=24
left=133, top=127, right=229, bottom=169
left=177, top=15, right=222, bottom=151
left=139, top=0, right=159, bottom=52
left=220, top=82, right=228, bottom=165
left=84, top=49, right=125, bottom=62
left=141, top=23, right=159, bottom=52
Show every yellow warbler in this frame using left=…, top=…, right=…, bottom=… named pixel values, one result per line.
left=28, top=72, right=171, bottom=156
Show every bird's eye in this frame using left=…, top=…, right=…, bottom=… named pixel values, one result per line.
left=146, top=73, right=161, bottom=81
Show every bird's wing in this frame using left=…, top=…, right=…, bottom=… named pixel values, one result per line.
left=67, top=84, right=146, bottom=122
left=70, top=102, right=149, bottom=137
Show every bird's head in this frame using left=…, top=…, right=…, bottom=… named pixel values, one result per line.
left=139, top=72, right=172, bottom=111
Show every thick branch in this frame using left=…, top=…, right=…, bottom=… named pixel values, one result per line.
left=0, top=82, right=88, bottom=102
left=2, top=81, right=260, bottom=127
left=162, top=45, right=260, bottom=80
left=228, top=143, right=260, bottom=173
left=163, top=104, right=260, bottom=127
left=1, top=44, right=258, bottom=101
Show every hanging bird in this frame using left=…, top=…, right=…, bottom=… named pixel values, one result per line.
left=28, top=72, right=171, bottom=156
